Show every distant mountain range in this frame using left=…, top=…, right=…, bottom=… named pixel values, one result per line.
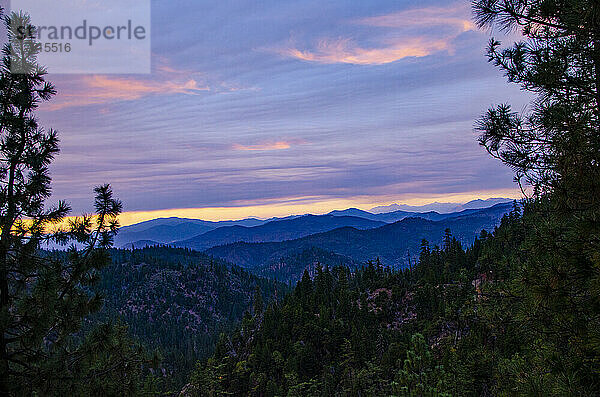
left=173, top=215, right=385, bottom=251
left=108, top=201, right=516, bottom=287
left=327, top=207, right=493, bottom=223
left=115, top=217, right=268, bottom=248
left=204, top=203, right=513, bottom=276
left=370, top=198, right=513, bottom=214
left=115, top=199, right=511, bottom=262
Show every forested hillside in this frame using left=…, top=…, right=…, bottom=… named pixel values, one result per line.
left=190, top=200, right=600, bottom=395
left=93, top=247, right=285, bottom=388
left=254, top=247, right=358, bottom=283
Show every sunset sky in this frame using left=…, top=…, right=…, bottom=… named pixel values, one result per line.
left=11, top=0, right=530, bottom=224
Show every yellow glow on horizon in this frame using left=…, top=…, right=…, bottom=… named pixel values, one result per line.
left=115, top=188, right=522, bottom=226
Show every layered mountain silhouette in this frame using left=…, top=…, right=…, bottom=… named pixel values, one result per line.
left=204, top=203, right=513, bottom=274
left=327, top=208, right=474, bottom=223
left=115, top=217, right=269, bottom=247
left=116, top=201, right=515, bottom=261
left=370, top=197, right=512, bottom=214
left=173, top=215, right=385, bottom=251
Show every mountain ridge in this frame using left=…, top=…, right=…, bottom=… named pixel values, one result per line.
left=173, top=214, right=386, bottom=251
left=370, top=197, right=513, bottom=214
left=115, top=200, right=515, bottom=250
left=204, top=203, right=513, bottom=275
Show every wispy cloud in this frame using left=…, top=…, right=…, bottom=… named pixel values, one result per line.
left=279, top=3, right=474, bottom=65
left=358, top=4, right=474, bottom=31
left=232, top=141, right=293, bottom=151
left=41, top=0, right=527, bottom=216
left=44, top=60, right=212, bottom=111
left=283, top=37, right=449, bottom=65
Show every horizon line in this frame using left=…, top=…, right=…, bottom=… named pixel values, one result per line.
left=113, top=189, right=521, bottom=226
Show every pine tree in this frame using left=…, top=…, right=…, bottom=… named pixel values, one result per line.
left=394, top=333, right=449, bottom=396
left=253, top=285, right=263, bottom=316
left=0, top=9, right=151, bottom=395
left=472, top=1, right=600, bottom=393
left=442, top=229, right=452, bottom=253
left=473, top=0, right=600, bottom=204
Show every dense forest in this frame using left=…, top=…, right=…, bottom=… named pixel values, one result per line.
left=191, top=200, right=599, bottom=395
left=0, top=0, right=599, bottom=395
left=94, top=247, right=285, bottom=389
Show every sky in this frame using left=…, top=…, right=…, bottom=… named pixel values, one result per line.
left=8, top=0, right=531, bottom=225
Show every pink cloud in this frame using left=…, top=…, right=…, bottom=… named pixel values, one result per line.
left=358, top=4, right=475, bottom=32
left=284, top=37, right=449, bottom=65
left=45, top=74, right=209, bottom=111
left=280, top=3, right=475, bottom=65
left=42, top=58, right=215, bottom=111
left=232, top=141, right=293, bottom=151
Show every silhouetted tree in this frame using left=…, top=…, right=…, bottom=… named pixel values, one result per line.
left=0, top=9, right=152, bottom=395
left=472, top=1, right=600, bottom=394
left=473, top=0, right=600, bottom=206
